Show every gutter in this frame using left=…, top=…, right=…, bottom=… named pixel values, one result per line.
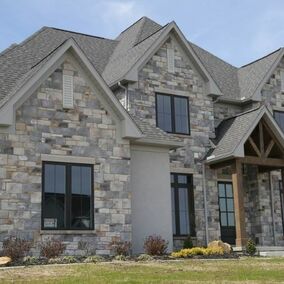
left=118, top=81, right=129, bottom=110
left=202, top=162, right=209, bottom=245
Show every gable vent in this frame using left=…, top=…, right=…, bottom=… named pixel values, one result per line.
left=63, top=74, right=74, bottom=109
left=167, top=48, right=175, bottom=73
left=281, top=70, right=284, bottom=93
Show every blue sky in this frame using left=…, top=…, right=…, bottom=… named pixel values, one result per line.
left=1, top=0, right=284, bottom=67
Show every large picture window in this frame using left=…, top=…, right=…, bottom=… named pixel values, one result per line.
left=156, top=93, right=190, bottom=135
left=42, top=162, right=94, bottom=230
left=171, top=173, right=195, bottom=236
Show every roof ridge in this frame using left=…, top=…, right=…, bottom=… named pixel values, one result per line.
left=133, top=23, right=168, bottom=47
left=240, top=47, right=282, bottom=68
left=49, top=27, right=117, bottom=42
left=117, top=16, right=146, bottom=37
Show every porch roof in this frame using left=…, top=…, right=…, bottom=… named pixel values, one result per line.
left=207, top=105, right=284, bottom=165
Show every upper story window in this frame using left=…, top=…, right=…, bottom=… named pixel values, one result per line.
left=274, top=111, right=284, bottom=133
left=42, top=162, right=94, bottom=230
left=281, top=70, right=284, bottom=93
left=156, top=93, right=190, bottom=135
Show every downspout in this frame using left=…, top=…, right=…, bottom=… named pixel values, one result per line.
left=118, top=81, right=129, bottom=110
left=269, top=171, right=277, bottom=246
left=202, top=162, right=209, bottom=245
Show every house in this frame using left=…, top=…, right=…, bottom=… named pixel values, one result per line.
left=0, top=16, right=284, bottom=255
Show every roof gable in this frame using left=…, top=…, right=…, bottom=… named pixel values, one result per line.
left=0, top=38, right=142, bottom=139
left=208, top=105, right=284, bottom=164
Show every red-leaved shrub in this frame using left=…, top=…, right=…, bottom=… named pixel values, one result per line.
left=110, top=240, right=131, bottom=256
left=143, top=235, right=168, bottom=256
left=2, top=236, right=32, bottom=261
left=40, top=239, right=66, bottom=259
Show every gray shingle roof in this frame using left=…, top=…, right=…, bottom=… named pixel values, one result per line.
left=210, top=106, right=262, bottom=158
left=1, top=16, right=283, bottom=113
left=0, top=27, right=118, bottom=103
left=238, top=48, right=283, bottom=99
left=132, top=116, right=183, bottom=145
left=190, top=42, right=240, bottom=99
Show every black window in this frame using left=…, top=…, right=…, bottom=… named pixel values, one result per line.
left=156, top=93, right=190, bottom=135
left=171, top=173, right=195, bottom=236
left=274, top=111, right=284, bottom=133
left=42, top=162, right=94, bottom=230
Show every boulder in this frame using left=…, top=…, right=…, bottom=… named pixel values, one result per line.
left=0, top=256, right=12, bottom=266
left=208, top=240, right=232, bottom=254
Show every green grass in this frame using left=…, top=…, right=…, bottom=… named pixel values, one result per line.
left=1, top=258, right=284, bottom=283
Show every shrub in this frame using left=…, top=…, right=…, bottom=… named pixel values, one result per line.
left=183, top=236, right=193, bottom=249
left=48, top=256, right=77, bottom=264
left=23, top=256, right=41, bottom=266
left=171, top=246, right=224, bottom=258
left=143, top=235, right=168, bottom=256
left=246, top=239, right=257, bottom=256
left=83, top=255, right=105, bottom=263
left=136, top=254, right=154, bottom=262
left=2, top=236, right=32, bottom=261
left=110, top=240, right=131, bottom=256
left=40, top=239, right=66, bottom=259
left=114, top=255, right=127, bottom=261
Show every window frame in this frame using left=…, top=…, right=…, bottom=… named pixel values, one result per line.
left=155, top=93, right=191, bottom=135
left=278, top=180, right=284, bottom=236
left=41, top=161, right=94, bottom=231
left=171, top=173, right=195, bottom=237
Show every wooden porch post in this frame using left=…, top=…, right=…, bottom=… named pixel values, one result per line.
left=232, top=159, right=247, bottom=247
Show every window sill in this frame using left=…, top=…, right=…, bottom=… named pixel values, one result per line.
left=40, top=230, right=96, bottom=235
left=173, top=236, right=196, bottom=240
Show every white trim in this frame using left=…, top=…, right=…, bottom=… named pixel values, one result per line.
left=41, top=154, right=95, bottom=164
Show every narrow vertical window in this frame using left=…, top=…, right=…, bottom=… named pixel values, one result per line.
left=174, top=96, right=189, bottom=134
left=171, top=173, right=195, bottom=236
left=156, top=94, right=172, bottom=132
left=63, top=74, right=74, bottom=109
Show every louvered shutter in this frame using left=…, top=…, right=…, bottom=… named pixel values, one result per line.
left=63, top=74, right=74, bottom=109
left=167, top=48, right=175, bottom=73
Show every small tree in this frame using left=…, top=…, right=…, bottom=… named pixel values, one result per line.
left=246, top=239, right=256, bottom=256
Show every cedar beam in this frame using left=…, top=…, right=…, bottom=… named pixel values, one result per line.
left=232, top=159, right=247, bottom=247
left=241, top=156, right=284, bottom=168
left=248, top=137, right=261, bottom=157
left=259, top=121, right=264, bottom=157
left=264, top=140, right=275, bottom=158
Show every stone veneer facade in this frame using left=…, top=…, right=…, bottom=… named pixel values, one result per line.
left=0, top=57, right=132, bottom=255
left=1, top=31, right=284, bottom=255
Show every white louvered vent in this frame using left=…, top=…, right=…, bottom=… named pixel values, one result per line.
left=63, top=74, right=74, bottom=109
left=281, top=70, right=284, bottom=93
left=167, top=48, right=175, bottom=73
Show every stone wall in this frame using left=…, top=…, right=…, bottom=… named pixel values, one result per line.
left=124, top=35, right=216, bottom=247
left=0, top=57, right=131, bottom=255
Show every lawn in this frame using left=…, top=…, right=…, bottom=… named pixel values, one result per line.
left=0, top=258, right=284, bottom=283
